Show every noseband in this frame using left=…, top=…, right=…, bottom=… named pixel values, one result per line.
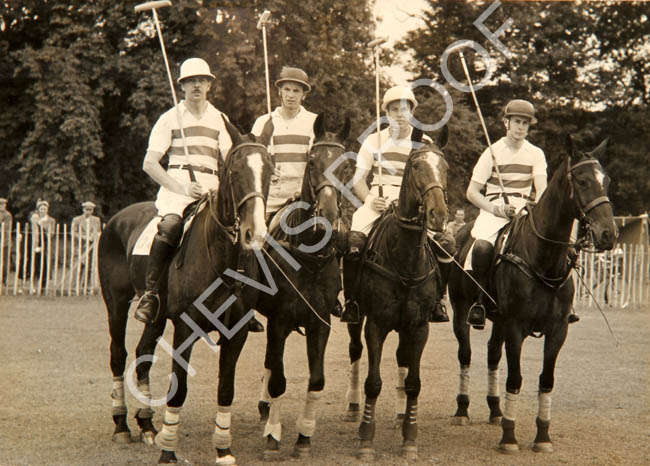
left=306, top=140, right=345, bottom=219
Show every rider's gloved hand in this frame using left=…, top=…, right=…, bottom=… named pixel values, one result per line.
left=493, top=204, right=516, bottom=219
left=369, top=195, right=388, bottom=213
left=185, top=181, right=204, bottom=199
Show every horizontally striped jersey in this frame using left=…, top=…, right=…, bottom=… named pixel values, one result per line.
left=356, top=126, right=432, bottom=189
left=147, top=101, right=232, bottom=172
left=471, top=137, right=547, bottom=200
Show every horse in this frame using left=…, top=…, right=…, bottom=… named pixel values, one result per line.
left=98, top=120, right=274, bottom=466
left=342, top=126, right=450, bottom=461
left=447, top=135, right=617, bottom=453
left=254, top=112, right=350, bottom=459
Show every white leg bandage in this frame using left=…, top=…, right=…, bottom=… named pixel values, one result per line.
left=136, top=379, right=154, bottom=418
left=111, top=376, right=127, bottom=416
left=487, top=369, right=500, bottom=397
left=503, top=391, right=519, bottom=422
left=263, top=395, right=283, bottom=441
left=537, top=391, right=552, bottom=422
left=345, top=360, right=362, bottom=405
left=459, top=366, right=470, bottom=396
left=259, top=368, right=271, bottom=403
left=395, top=366, right=408, bottom=415
left=212, top=405, right=232, bottom=449
left=156, top=406, right=182, bottom=451
left=296, top=391, right=321, bottom=438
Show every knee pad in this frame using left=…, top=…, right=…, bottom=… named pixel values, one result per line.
left=156, top=214, right=183, bottom=246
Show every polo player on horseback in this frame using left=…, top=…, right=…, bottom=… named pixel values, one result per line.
left=134, top=58, right=234, bottom=324
left=465, top=99, right=547, bottom=329
left=338, top=85, right=455, bottom=323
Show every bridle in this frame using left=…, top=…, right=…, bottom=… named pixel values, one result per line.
left=304, top=140, right=345, bottom=226
left=394, top=148, right=448, bottom=232
left=211, top=141, right=269, bottom=245
left=528, top=156, right=612, bottom=251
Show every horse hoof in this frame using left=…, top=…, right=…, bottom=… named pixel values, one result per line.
left=112, top=431, right=132, bottom=443
left=451, top=415, right=469, bottom=426
left=158, top=449, right=178, bottom=465
left=292, top=444, right=311, bottom=459
left=358, top=447, right=375, bottom=461
left=499, top=442, right=519, bottom=454
left=141, top=430, right=156, bottom=446
left=533, top=442, right=553, bottom=453
left=344, top=403, right=361, bottom=422
left=401, top=444, right=418, bottom=461
left=215, top=454, right=237, bottom=466
left=489, top=416, right=502, bottom=426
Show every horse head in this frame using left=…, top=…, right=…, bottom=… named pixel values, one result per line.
left=565, top=135, right=618, bottom=251
left=219, top=119, right=274, bottom=250
left=302, top=112, right=351, bottom=231
left=399, top=126, right=449, bottom=232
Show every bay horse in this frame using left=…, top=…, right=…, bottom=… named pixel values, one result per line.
left=447, top=135, right=617, bottom=453
left=98, top=121, right=273, bottom=466
left=255, top=113, right=350, bottom=459
left=343, top=127, right=449, bottom=461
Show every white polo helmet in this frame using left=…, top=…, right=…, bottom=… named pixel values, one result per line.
left=381, top=85, right=418, bottom=112
left=177, top=58, right=215, bottom=83
left=504, top=99, right=537, bottom=125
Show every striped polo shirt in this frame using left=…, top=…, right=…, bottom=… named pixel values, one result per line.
left=251, top=106, right=317, bottom=184
left=471, top=137, right=547, bottom=199
left=357, top=126, right=432, bottom=188
left=147, top=101, right=232, bottom=172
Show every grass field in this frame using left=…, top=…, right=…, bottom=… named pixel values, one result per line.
left=1, top=296, right=648, bottom=465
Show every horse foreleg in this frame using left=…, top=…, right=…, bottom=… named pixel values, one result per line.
left=344, top=320, right=364, bottom=422
left=533, top=322, right=568, bottom=453
left=499, top=328, right=525, bottom=454
left=358, top=318, right=389, bottom=461
left=155, top=322, right=196, bottom=465
left=134, top=318, right=167, bottom=445
left=213, top=327, right=248, bottom=466
left=258, top=368, right=271, bottom=422
left=452, top=311, right=472, bottom=425
left=487, top=322, right=505, bottom=425
left=262, top=320, right=290, bottom=460
left=106, top=291, right=131, bottom=443
left=293, top=324, right=330, bottom=459
left=394, top=333, right=410, bottom=429
left=399, top=324, right=428, bottom=461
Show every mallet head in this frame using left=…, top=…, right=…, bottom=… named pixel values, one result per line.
left=135, top=0, right=172, bottom=13
left=367, top=37, right=388, bottom=49
left=257, top=10, right=271, bottom=29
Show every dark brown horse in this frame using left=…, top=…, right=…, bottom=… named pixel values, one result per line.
left=98, top=121, right=273, bottom=466
left=343, top=127, right=450, bottom=461
left=447, top=135, right=617, bottom=454
left=255, top=113, right=350, bottom=459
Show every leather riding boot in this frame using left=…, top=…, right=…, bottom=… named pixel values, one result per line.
left=338, top=231, right=367, bottom=324
left=248, top=315, right=265, bottom=332
left=430, top=260, right=451, bottom=323
left=135, top=239, right=175, bottom=324
left=467, top=240, right=493, bottom=330
left=568, top=311, right=580, bottom=324
left=340, top=299, right=360, bottom=324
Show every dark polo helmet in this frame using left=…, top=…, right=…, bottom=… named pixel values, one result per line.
left=504, top=99, right=537, bottom=125
left=275, top=66, right=311, bottom=92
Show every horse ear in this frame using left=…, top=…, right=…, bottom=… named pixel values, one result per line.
left=411, top=126, right=423, bottom=143
left=591, top=137, right=609, bottom=159
left=338, top=116, right=351, bottom=142
left=224, top=117, right=243, bottom=147
left=438, top=125, right=449, bottom=149
left=565, top=134, right=574, bottom=158
left=314, top=112, right=326, bottom=140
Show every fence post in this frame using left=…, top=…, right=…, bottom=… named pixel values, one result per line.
left=53, top=225, right=60, bottom=296
left=61, top=224, right=67, bottom=297
left=13, top=223, right=21, bottom=296
left=83, top=224, right=90, bottom=296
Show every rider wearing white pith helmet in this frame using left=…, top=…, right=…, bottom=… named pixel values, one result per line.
left=465, top=99, right=547, bottom=329
left=251, top=66, right=318, bottom=216
left=135, top=57, right=234, bottom=324
left=339, top=85, right=454, bottom=324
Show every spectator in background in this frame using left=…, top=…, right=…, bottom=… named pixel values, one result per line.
left=447, top=208, right=466, bottom=238
left=71, top=201, right=102, bottom=284
left=0, top=197, right=13, bottom=285
left=30, top=199, right=56, bottom=287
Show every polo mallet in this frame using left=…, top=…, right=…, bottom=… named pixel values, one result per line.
left=456, top=49, right=509, bottom=204
left=368, top=37, right=387, bottom=198
left=135, top=0, right=196, bottom=183
left=257, top=10, right=275, bottom=161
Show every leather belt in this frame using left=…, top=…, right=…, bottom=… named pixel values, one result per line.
left=168, top=164, right=218, bottom=176
left=487, top=192, right=531, bottom=201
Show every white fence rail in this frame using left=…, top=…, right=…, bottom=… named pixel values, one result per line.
left=1, top=222, right=102, bottom=297
left=576, top=245, right=650, bottom=309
